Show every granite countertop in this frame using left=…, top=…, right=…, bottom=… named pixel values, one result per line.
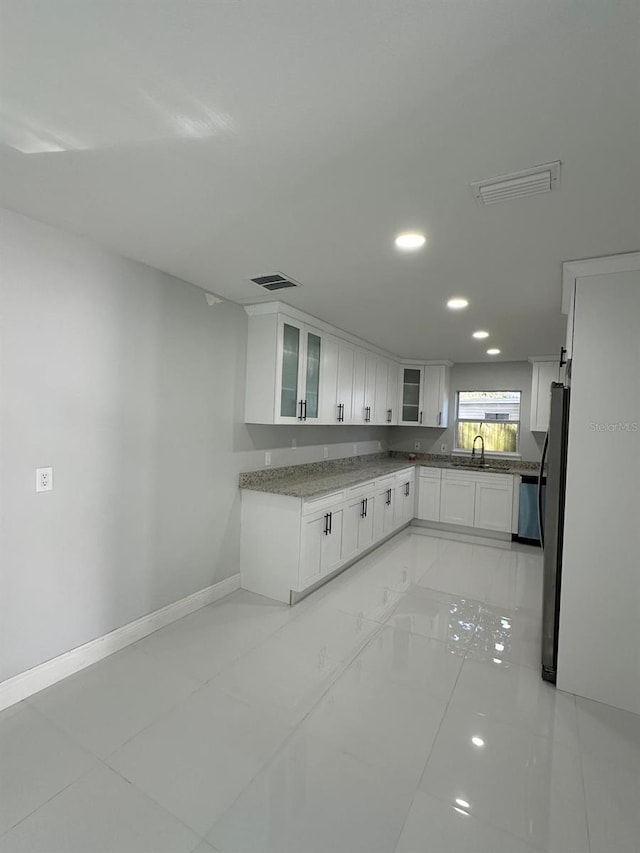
left=239, top=452, right=540, bottom=499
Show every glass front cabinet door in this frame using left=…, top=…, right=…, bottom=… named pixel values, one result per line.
left=276, top=317, right=322, bottom=423
left=399, top=366, right=424, bottom=425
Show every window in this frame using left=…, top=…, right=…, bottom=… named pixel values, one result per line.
left=455, top=390, right=521, bottom=454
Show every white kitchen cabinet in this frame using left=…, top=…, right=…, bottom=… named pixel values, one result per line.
left=398, top=365, right=424, bottom=425
left=353, top=349, right=378, bottom=424
left=320, top=336, right=356, bottom=424
left=439, top=474, right=476, bottom=526
left=423, top=364, right=450, bottom=427
left=529, top=359, right=559, bottom=432
left=342, top=481, right=376, bottom=561
left=299, top=505, right=344, bottom=587
left=374, top=357, right=390, bottom=425
left=395, top=469, right=416, bottom=526
left=474, top=477, right=514, bottom=532
left=245, top=310, right=324, bottom=424
left=373, top=477, right=396, bottom=541
left=386, top=361, right=399, bottom=425
left=439, top=470, right=514, bottom=532
left=418, top=467, right=441, bottom=521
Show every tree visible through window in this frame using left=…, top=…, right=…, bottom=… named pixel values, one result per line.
left=456, top=391, right=521, bottom=453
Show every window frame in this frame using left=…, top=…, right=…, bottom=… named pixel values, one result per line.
left=453, top=389, right=522, bottom=458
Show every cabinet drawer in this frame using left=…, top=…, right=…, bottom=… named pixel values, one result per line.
left=376, top=474, right=396, bottom=489
left=420, top=467, right=442, bottom=479
left=347, top=479, right=376, bottom=498
left=302, top=490, right=345, bottom=516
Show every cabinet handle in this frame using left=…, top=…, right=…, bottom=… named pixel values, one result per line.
left=405, top=482, right=410, bottom=497
left=386, top=488, right=392, bottom=505
left=559, top=346, right=567, bottom=367
left=364, top=406, right=371, bottom=423
left=419, top=411, right=423, bottom=425
left=303, top=400, right=307, bottom=421
left=337, top=403, right=344, bottom=423
left=361, top=498, right=366, bottom=518
left=438, top=411, right=442, bottom=426
left=328, top=511, right=332, bottom=534
left=387, top=408, right=392, bottom=423
left=323, top=513, right=329, bottom=535
left=364, top=497, right=368, bottom=517
left=298, top=400, right=304, bottom=421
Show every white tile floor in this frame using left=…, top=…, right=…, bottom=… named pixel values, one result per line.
left=2, top=529, right=639, bottom=852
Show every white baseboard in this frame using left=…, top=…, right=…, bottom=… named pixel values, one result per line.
left=0, top=573, right=240, bottom=712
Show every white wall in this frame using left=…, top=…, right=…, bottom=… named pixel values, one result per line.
left=390, top=361, right=545, bottom=462
left=0, top=209, right=389, bottom=683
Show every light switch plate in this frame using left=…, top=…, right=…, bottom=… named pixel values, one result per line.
left=414, top=441, right=421, bottom=451
left=440, top=443, right=448, bottom=454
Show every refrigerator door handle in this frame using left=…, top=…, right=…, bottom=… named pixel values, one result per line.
left=538, top=430, right=549, bottom=549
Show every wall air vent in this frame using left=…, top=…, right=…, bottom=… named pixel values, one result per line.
left=471, top=161, right=561, bottom=205
left=249, top=272, right=302, bottom=291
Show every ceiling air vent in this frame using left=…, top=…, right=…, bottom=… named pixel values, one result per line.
left=471, top=161, right=561, bottom=205
left=249, top=272, right=302, bottom=292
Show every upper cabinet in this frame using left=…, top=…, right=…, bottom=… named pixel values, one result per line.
left=423, top=364, right=451, bottom=427
left=244, top=303, right=451, bottom=427
left=398, top=362, right=451, bottom=427
left=529, top=358, right=560, bottom=432
left=399, top=365, right=424, bottom=425
left=320, top=336, right=356, bottom=424
left=245, top=310, right=325, bottom=424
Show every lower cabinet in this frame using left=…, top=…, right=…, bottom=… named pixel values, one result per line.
left=417, top=466, right=515, bottom=533
left=300, top=506, right=344, bottom=588
left=439, top=476, right=476, bottom=527
left=418, top=468, right=442, bottom=522
left=240, top=468, right=414, bottom=603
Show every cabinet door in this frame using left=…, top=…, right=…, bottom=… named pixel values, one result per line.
left=342, top=499, right=362, bottom=562
left=303, top=329, right=322, bottom=422
left=299, top=514, right=324, bottom=588
left=530, top=361, right=559, bottom=432
left=397, top=475, right=415, bottom=525
left=423, top=365, right=449, bottom=427
left=352, top=349, right=367, bottom=423
left=383, top=488, right=396, bottom=535
left=418, top=476, right=441, bottom=521
left=276, top=318, right=305, bottom=423
left=337, top=342, right=356, bottom=424
left=440, top=478, right=476, bottom=526
left=399, top=366, right=424, bottom=425
left=386, top=362, right=399, bottom=425
left=474, top=480, right=514, bottom=532
left=358, top=495, right=375, bottom=550
left=321, top=509, right=343, bottom=574
left=364, top=353, right=377, bottom=424
left=319, top=335, right=340, bottom=424
left=374, top=358, right=389, bottom=425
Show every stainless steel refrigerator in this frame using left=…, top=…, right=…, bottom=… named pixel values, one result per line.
left=538, top=382, right=571, bottom=684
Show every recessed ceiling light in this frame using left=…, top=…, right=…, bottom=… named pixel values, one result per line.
left=487, top=348, right=501, bottom=355
left=447, top=297, right=469, bottom=310
left=471, top=736, right=485, bottom=748
left=455, top=798, right=470, bottom=809
left=473, top=330, right=489, bottom=339
left=395, top=232, right=426, bottom=250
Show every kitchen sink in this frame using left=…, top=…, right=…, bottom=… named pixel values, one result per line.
left=449, top=462, right=509, bottom=472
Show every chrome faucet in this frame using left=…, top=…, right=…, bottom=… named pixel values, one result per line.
left=471, top=434, right=485, bottom=466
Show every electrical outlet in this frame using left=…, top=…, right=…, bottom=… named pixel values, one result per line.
left=36, top=467, right=53, bottom=492
left=440, top=443, right=448, bottom=454
left=291, top=438, right=297, bottom=450
left=414, top=441, right=421, bottom=451
left=323, top=446, right=329, bottom=459
left=265, top=451, right=272, bottom=466
left=352, top=443, right=358, bottom=455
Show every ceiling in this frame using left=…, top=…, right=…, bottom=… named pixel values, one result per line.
left=1, top=0, right=638, bottom=362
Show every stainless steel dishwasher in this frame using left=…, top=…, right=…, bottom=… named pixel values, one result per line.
left=514, top=474, right=546, bottom=546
